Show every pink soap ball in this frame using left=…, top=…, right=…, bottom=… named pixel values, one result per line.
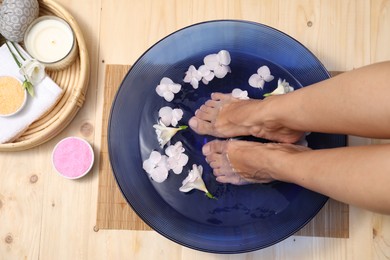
left=52, top=137, right=94, bottom=179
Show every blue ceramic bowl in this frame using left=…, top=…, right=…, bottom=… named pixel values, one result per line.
left=108, top=20, right=346, bottom=253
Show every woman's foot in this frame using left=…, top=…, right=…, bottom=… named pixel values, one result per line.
left=188, top=93, right=251, bottom=138
left=202, top=139, right=311, bottom=185
left=189, top=93, right=304, bottom=143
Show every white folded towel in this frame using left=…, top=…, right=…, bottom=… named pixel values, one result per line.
left=0, top=43, right=63, bottom=144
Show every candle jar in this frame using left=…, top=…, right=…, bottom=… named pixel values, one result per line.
left=24, top=16, right=78, bottom=71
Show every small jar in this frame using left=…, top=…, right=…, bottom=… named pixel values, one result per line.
left=52, top=137, right=94, bottom=179
left=0, top=76, right=27, bottom=117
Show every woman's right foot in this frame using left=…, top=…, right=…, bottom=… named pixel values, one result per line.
left=188, top=92, right=304, bottom=143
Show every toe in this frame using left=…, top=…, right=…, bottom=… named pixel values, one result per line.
left=195, top=109, right=214, bottom=122
left=213, top=168, right=225, bottom=176
left=216, top=175, right=233, bottom=184
left=211, top=92, right=232, bottom=101
left=210, top=160, right=222, bottom=169
left=205, top=99, right=219, bottom=108
left=188, top=117, right=214, bottom=135
left=202, top=140, right=226, bottom=156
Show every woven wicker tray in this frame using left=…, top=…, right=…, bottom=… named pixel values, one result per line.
left=0, top=0, right=90, bottom=151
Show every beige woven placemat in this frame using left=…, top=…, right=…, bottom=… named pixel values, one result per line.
left=95, top=65, right=349, bottom=238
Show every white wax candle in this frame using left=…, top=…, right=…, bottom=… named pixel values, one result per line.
left=25, top=16, right=75, bottom=64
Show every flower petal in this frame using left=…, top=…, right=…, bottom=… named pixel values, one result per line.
left=178, top=153, right=189, bottom=167
left=179, top=164, right=206, bottom=192
left=232, top=88, right=249, bottom=100
left=205, top=72, right=215, bottom=82
left=169, top=83, right=182, bottom=94
left=160, top=77, right=173, bottom=85
left=263, top=74, right=275, bottom=82
left=217, top=50, right=231, bottom=65
left=171, top=109, right=183, bottom=127
left=172, top=108, right=183, bottom=120
left=213, top=65, right=229, bottom=78
left=149, top=166, right=169, bottom=183
left=156, top=84, right=168, bottom=96
left=257, top=65, right=271, bottom=77
left=149, top=151, right=162, bottom=163
left=198, top=65, right=210, bottom=76
left=248, top=74, right=264, bottom=89
left=142, top=160, right=155, bottom=173
left=163, top=91, right=174, bottom=102
left=159, top=106, right=173, bottom=126
left=190, top=78, right=199, bottom=89
left=204, top=54, right=219, bottom=70
left=142, top=151, right=162, bottom=173
left=20, top=59, right=45, bottom=85
left=183, top=74, right=192, bottom=83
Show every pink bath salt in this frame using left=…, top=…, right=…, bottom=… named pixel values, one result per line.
left=52, top=137, right=94, bottom=179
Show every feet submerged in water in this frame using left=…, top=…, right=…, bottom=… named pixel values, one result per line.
left=202, top=139, right=311, bottom=185
left=189, top=92, right=304, bottom=143
left=188, top=93, right=309, bottom=185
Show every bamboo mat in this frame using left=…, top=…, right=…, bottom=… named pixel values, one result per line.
left=95, top=65, right=349, bottom=238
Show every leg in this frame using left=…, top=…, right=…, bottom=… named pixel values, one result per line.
left=190, top=61, right=390, bottom=140
left=204, top=139, right=390, bottom=214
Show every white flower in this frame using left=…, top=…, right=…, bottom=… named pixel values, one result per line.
left=264, top=78, right=294, bottom=97
left=204, top=50, right=231, bottom=79
left=156, top=77, right=182, bottom=102
left=158, top=106, right=184, bottom=127
left=183, top=65, right=202, bottom=89
left=165, top=141, right=189, bottom=174
left=19, top=59, right=45, bottom=86
left=179, top=164, right=216, bottom=199
left=248, top=65, right=274, bottom=89
left=142, top=151, right=169, bottom=183
left=198, top=65, right=215, bottom=85
left=231, top=88, right=249, bottom=100
left=153, top=121, right=188, bottom=148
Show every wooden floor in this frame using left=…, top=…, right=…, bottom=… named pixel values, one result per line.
left=1, top=0, right=390, bottom=259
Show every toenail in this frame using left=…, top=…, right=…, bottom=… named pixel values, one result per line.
left=202, top=144, right=211, bottom=155
left=189, top=118, right=198, bottom=129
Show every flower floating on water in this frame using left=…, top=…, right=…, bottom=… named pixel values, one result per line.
left=143, top=151, right=169, bottom=183
left=5, top=41, right=45, bottom=97
left=158, top=106, right=183, bottom=127
left=165, top=141, right=189, bottom=174
left=231, top=88, right=249, bottom=100
left=264, top=78, right=294, bottom=97
left=198, top=65, right=215, bottom=85
left=153, top=121, right=188, bottom=148
left=183, top=65, right=202, bottom=89
left=156, top=77, right=181, bottom=102
left=248, top=65, right=274, bottom=89
left=204, top=50, right=231, bottom=79
left=179, top=164, right=216, bottom=199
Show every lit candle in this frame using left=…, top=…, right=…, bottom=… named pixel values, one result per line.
left=24, top=16, right=78, bottom=70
